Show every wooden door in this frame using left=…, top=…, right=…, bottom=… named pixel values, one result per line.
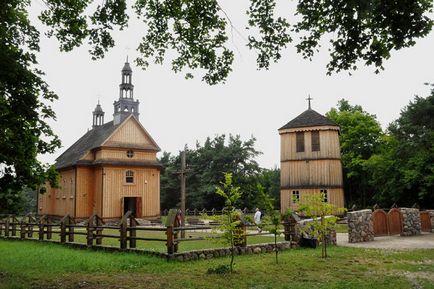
left=388, top=208, right=402, bottom=235
left=420, top=211, right=432, bottom=232
left=372, top=209, right=388, bottom=236
left=135, top=197, right=142, bottom=218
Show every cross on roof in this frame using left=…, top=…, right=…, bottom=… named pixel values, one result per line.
left=306, top=95, right=313, bottom=109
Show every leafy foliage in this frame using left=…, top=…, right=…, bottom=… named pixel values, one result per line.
left=326, top=99, right=383, bottom=207
left=213, top=172, right=243, bottom=273
left=159, top=134, right=280, bottom=210
left=297, top=193, right=345, bottom=258
left=0, top=0, right=60, bottom=214
left=37, top=0, right=433, bottom=84
left=366, top=88, right=434, bottom=207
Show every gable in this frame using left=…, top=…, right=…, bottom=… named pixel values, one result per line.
left=103, top=116, right=160, bottom=151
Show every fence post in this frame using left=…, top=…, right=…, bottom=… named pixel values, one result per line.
left=11, top=216, right=17, bottom=236
left=46, top=217, right=52, bottom=240
left=68, top=216, right=74, bottom=242
left=38, top=216, right=44, bottom=240
left=95, top=215, right=102, bottom=245
left=27, top=215, right=34, bottom=238
left=166, top=226, right=174, bottom=254
left=119, top=211, right=131, bottom=250
left=129, top=217, right=137, bottom=249
left=0, top=218, right=3, bottom=236
left=20, top=219, right=26, bottom=239
left=5, top=216, right=9, bottom=237
left=86, top=215, right=94, bottom=247
left=60, top=215, right=67, bottom=243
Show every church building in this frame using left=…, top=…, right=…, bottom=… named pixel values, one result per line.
left=279, top=99, right=344, bottom=213
left=39, top=60, right=161, bottom=219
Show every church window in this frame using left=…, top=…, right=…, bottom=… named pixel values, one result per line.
left=320, top=189, right=328, bottom=202
left=292, top=190, right=300, bottom=203
left=127, top=150, right=134, bottom=158
left=311, top=131, right=320, bottom=151
left=125, top=170, right=134, bottom=184
left=296, top=132, right=305, bottom=152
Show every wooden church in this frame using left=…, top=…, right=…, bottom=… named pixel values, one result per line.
left=279, top=98, right=344, bottom=213
left=38, top=60, right=161, bottom=219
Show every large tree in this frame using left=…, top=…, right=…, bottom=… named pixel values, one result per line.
left=159, top=134, right=280, bottom=210
left=367, top=88, right=434, bottom=208
left=0, top=0, right=59, bottom=214
left=326, top=99, right=383, bottom=207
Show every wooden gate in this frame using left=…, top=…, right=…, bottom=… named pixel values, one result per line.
left=388, top=208, right=402, bottom=235
left=420, top=211, right=432, bottom=232
left=372, top=209, right=388, bottom=236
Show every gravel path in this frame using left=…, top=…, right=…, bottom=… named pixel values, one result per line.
left=337, top=232, right=434, bottom=249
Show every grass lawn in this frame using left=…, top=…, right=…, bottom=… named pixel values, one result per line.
left=0, top=239, right=433, bottom=289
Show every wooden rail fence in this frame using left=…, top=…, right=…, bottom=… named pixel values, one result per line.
left=0, top=212, right=288, bottom=256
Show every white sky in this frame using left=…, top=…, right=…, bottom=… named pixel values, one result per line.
left=31, top=1, right=434, bottom=169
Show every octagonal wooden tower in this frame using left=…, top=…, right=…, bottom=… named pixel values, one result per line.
left=279, top=102, right=344, bottom=213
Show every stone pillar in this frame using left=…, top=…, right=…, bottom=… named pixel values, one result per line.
left=427, top=210, right=434, bottom=231
left=400, top=208, right=421, bottom=236
left=347, top=209, right=374, bottom=243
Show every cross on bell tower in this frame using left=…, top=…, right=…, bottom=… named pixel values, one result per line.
left=113, top=57, right=140, bottom=125
left=306, top=95, right=313, bottom=110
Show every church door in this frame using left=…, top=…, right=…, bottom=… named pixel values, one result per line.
left=122, top=197, right=142, bottom=218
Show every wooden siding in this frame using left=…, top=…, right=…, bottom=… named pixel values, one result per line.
left=280, top=188, right=345, bottom=213
left=101, top=166, right=160, bottom=218
left=75, top=167, right=95, bottom=218
left=94, top=167, right=103, bottom=216
left=280, top=130, right=341, bottom=161
left=95, top=149, right=156, bottom=161
left=105, top=118, right=154, bottom=147
left=280, top=159, right=343, bottom=188
left=40, top=168, right=76, bottom=216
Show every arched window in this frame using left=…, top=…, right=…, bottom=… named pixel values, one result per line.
left=125, top=170, right=134, bottom=184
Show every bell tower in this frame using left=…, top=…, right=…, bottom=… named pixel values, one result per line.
left=92, top=101, right=105, bottom=128
left=113, top=58, right=140, bottom=125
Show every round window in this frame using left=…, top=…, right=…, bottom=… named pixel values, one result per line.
left=127, top=150, right=134, bottom=158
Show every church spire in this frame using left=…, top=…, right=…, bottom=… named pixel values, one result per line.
left=92, top=100, right=105, bottom=128
left=113, top=59, right=140, bottom=125
left=306, top=95, right=313, bottom=110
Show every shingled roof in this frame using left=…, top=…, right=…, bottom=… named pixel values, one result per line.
left=55, top=121, right=119, bottom=169
left=279, top=108, right=337, bottom=130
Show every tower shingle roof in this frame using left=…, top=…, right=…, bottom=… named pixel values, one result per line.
left=279, top=109, right=337, bottom=130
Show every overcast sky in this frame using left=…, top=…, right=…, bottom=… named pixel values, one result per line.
left=31, top=1, right=434, bottom=169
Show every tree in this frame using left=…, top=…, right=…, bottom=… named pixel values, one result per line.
left=37, top=0, right=433, bottom=84
left=214, top=172, right=242, bottom=273
left=367, top=88, right=434, bottom=207
left=159, top=134, right=263, bottom=210
left=297, top=193, right=345, bottom=258
left=258, top=184, right=282, bottom=264
left=326, top=99, right=383, bottom=207
left=0, top=0, right=60, bottom=214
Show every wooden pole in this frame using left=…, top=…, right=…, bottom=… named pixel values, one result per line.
left=129, top=217, right=137, bottom=249
left=180, top=147, right=186, bottom=238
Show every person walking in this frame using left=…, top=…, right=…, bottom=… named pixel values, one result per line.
left=254, top=208, right=262, bottom=233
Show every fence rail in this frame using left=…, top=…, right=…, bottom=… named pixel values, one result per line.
left=0, top=212, right=290, bottom=255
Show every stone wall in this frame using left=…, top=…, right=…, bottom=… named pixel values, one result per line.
left=347, top=209, right=374, bottom=243
left=428, top=210, right=434, bottom=231
left=169, top=242, right=295, bottom=261
left=400, top=208, right=421, bottom=236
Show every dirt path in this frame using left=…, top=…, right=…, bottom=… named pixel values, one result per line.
left=337, top=232, right=434, bottom=249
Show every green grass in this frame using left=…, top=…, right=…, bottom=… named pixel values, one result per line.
left=1, top=239, right=433, bottom=289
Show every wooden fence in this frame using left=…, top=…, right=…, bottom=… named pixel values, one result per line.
left=161, top=208, right=267, bottom=216
left=0, top=212, right=288, bottom=255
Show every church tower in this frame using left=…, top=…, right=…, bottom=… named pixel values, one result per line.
left=278, top=98, right=344, bottom=213
left=113, top=59, right=140, bottom=125
left=92, top=101, right=105, bottom=128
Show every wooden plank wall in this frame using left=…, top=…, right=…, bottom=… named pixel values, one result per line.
left=280, top=160, right=343, bottom=188
left=280, top=129, right=341, bottom=161
left=105, top=119, right=153, bottom=147
left=280, top=188, right=345, bottom=213
left=75, top=167, right=95, bottom=218
left=95, top=149, right=156, bottom=161
left=102, top=166, right=160, bottom=218
left=40, top=169, right=76, bottom=216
